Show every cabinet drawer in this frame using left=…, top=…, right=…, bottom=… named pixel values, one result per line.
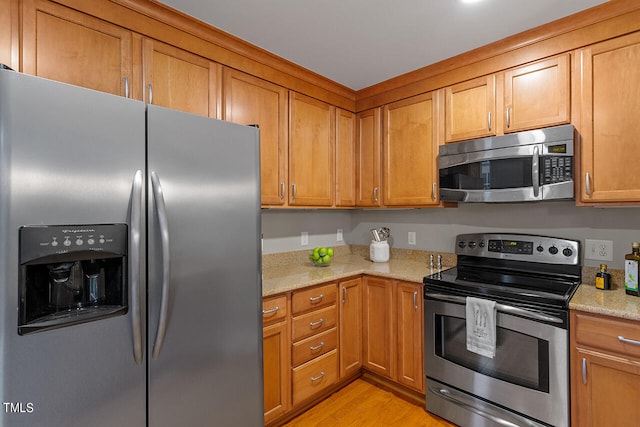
left=262, top=294, right=288, bottom=324
left=291, top=305, right=337, bottom=342
left=292, top=349, right=338, bottom=405
left=292, top=327, right=337, bottom=367
left=574, top=312, right=640, bottom=359
left=292, top=283, right=337, bottom=315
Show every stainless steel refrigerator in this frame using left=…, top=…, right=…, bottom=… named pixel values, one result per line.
left=0, top=68, right=263, bottom=426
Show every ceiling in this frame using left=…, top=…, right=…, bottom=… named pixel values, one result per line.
left=158, top=0, right=608, bottom=91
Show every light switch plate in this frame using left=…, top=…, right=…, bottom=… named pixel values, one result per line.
left=301, top=232, right=309, bottom=246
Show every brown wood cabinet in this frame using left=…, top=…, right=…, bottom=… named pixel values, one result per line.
left=262, top=294, right=290, bottom=424
left=383, top=92, right=440, bottom=206
left=396, top=281, right=424, bottom=393
left=288, top=92, right=335, bottom=206
left=143, top=38, right=221, bottom=118
left=223, top=69, right=288, bottom=206
left=335, top=108, right=356, bottom=207
left=445, top=75, right=496, bottom=143
left=356, top=108, right=382, bottom=207
left=503, top=55, right=570, bottom=133
left=290, top=283, right=339, bottom=405
left=362, top=276, right=395, bottom=378
left=21, top=0, right=133, bottom=98
left=577, top=31, right=640, bottom=204
left=571, top=310, right=640, bottom=426
left=339, top=277, right=363, bottom=378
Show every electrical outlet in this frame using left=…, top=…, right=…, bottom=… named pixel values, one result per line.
left=301, top=232, right=309, bottom=246
left=585, top=239, right=613, bottom=261
left=337, top=228, right=343, bottom=242
left=408, top=231, right=416, bottom=245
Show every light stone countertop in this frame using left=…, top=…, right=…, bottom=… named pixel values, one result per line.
left=262, top=247, right=640, bottom=321
left=262, top=253, right=449, bottom=297
left=570, top=283, right=640, bottom=321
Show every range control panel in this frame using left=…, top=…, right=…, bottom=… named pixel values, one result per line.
left=455, top=232, right=580, bottom=265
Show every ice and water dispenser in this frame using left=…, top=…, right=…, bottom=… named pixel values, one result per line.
left=18, top=224, right=128, bottom=335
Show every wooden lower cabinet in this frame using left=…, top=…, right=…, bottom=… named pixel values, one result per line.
left=571, top=310, right=640, bottom=426
left=292, top=350, right=339, bottom=406
left=339, top=277, right=363, bottom=378
left=262, top=295, right=290, bottom=424
left=396, top=281, right=424, bottom=392
left=362, top=276, right=396, bottom=378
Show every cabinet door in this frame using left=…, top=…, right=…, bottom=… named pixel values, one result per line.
left=383, top=92, right=439, bottom=206
left=396, top=281, right=424, bottom=392
left=1, top=0, right=16, bottom=68
left=356, top=108, right=382, bottom=207
left=335, top=108, right=356, bottom=207
left=504, top=55, right=570, bottom=132
left=263, top=320, right=290, bottom=424
left=339, top=277, right=362, bottom=378
left=143, top=38, right=221, bottom=118
left=223, top=69, right=288, bottom=206
left=21, top=0, right=133, bottom=97
left=573, top=348, right=640, bottom=427
left=578, top=32, right=640, bottom=203
left=445, top=75, right=496, bottom=142
left=289, top=92, right=334, bottom=206
left=362, top=276, right=395, bottom=378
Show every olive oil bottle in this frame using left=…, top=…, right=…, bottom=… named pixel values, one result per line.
left=625, top=242, right=640, bottom=296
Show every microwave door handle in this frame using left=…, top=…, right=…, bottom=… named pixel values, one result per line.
left=532, top=145, right=540, bottom=198
left=424, top=292, right=563, bottom=323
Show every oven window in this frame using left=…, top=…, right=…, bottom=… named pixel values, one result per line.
left=435, top=314, right=549, bottom=392
left=439, top=158, right=533, bottom=190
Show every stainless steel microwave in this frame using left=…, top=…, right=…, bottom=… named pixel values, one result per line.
left=438, top=124, right=575, bottom=203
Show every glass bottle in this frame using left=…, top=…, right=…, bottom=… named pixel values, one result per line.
left=625, top=242, right=640, bottom=296
left=595, top=264, right=611, bottom=290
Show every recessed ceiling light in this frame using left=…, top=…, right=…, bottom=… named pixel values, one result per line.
left=460, top=0, right=484, bottom=4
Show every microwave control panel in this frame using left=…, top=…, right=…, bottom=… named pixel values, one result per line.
left=542, top=155, right=572, bottom=184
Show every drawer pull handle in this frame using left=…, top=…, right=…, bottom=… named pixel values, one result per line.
left=309, top=294, right=324, bottom=303
left=262, top=306, right=280, bottom=315
left=618, top=335, right=640, bottom=346
left=309, top=318, right=324, bottom=327
left=310, top=341, right=325, bottom=351
left=310, top=371, right=325, bottom=382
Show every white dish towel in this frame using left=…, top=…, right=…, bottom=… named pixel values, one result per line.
left=466, top=296, right=497, bottom=358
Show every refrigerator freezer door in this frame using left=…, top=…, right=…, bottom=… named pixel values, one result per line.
left=146, top=105, right=263, bottom=426
left=0, top=71, right=146, bottom=426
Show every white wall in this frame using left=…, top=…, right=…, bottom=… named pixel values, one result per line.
left=262, top=202, right=640, bottom=269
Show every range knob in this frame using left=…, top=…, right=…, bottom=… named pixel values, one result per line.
left=458, top=240, right=466, bottom=249
left=536, top=245, right=544, bottom=253
left=563, top=247, right=573, bottom=257
left=478, top=240, right=485, bottom=248
left=468, top=241, right=477, bottom=249
left=549, top=246, right=559, bottom=255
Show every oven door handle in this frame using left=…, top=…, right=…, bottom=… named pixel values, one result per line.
left=425, top=292, right=563, bottom=324
left=428, top=386, right=540, bottom=427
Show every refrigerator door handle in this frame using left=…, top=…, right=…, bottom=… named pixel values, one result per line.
left=151, top=171, right=171, bottom=360
left=130, top=170, right=144, bottom=364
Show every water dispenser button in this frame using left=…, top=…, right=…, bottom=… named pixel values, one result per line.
left=75, top=239, right=83, bottom=246
left=51, top=238, right=59, bottom=247
left=63, top=237, right=71, bottom=247
left=87, top=238, right=95, bottom=245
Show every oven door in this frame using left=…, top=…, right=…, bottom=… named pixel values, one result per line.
left=424, top=295, right=569, bottom=427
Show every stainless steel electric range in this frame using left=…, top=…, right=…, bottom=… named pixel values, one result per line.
left=423, top=232, right=581, bottom=427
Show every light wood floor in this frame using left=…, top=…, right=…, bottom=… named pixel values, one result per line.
left=282, top=379, right=456, bottom=426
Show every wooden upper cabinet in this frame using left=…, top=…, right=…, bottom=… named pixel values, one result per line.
left=578, top=32, right=640, bottom=204
left=289, top=92, right=335, bottom=206
left=21, top=0, right=133, bottom=97
left=0, top=0, right=15, bottom=68
left=335, top=108, right=356, bottom=207
left=383, top=92, right=440, bottom=206
left=143, top=38, right=221, bottom=118
left=223, top=69, right=288, bottom=206
left=445, top=75, right=496, bottom=143
left=356, top=108, right=382, bottom=207
left=504, top=54, right=570, bottom=133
